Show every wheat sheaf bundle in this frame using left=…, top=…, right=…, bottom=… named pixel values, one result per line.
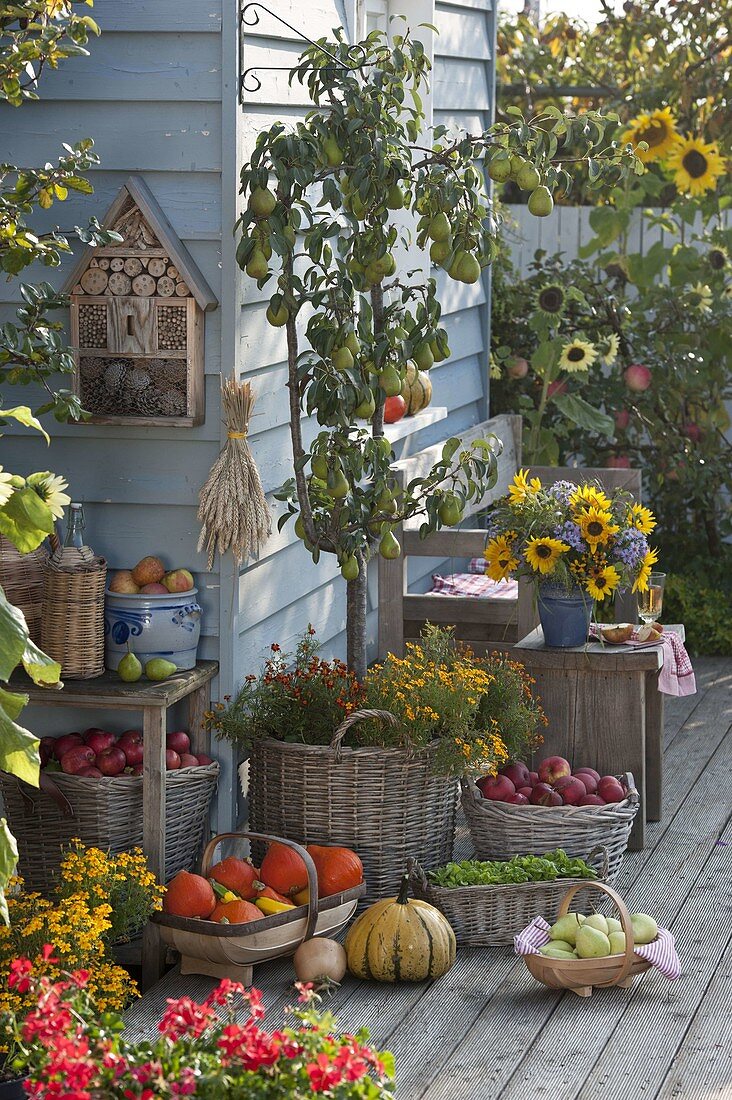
left=197, top=375, right=271, bottom=569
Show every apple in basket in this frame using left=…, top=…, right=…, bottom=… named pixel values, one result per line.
left=118, top=729, right=144, bottom=766
left=60, top=745, right=96, bottom=774
left=598, top=776, right=626, bottom=803
left=477, top=775, right=515, bottom=801
left=53, top=733, right=83, bottom=761
left=96, top=747, right=127, bottom=777
left=553, top=776, right=587, bottom=805
left=83, top=728, right=117, bottom=755
left=537, top=756, right=571, bottom=784
left=530, top=783, right=562, bottom=807
left=166, top=730, right=191, bottom=755
left=499, top=761, right=531, bottom=788
left=179, top=753, right=198, bottom=768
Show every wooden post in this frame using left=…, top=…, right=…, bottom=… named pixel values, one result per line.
left=142, top=704, right=167, bottom=989
left=188, top=680, right=212, bottom=756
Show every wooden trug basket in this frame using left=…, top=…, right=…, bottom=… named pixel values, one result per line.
left=523, top=879, right=651, bottom=998
left=152, top=831, right=365, bottom=984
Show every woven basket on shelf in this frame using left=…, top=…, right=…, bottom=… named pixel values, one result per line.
left=247, top=709, right=459, bottom=905
left=40, top=551, right=107, bottom=679
left=0, top=763, right=219, bottom=895
left=461, top=772, right=639, bottom=884
left=410, top=846, right=609, bottom=947
left=0, top=534, right=49, bottom=645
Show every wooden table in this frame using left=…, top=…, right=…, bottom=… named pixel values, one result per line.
left=514, top=627, right=685, bottom=850
left=12, top=661, right=218, bottom=989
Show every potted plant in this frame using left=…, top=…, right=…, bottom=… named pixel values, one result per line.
left=211, top=626, right=545, bottom=901
left=484, top=473, right=659, bottom=646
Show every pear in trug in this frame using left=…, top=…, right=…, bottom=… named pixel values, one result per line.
left=118, top=649, right=142, bottom=683
left=549, top=913, right=584, bottom=947
left=539, top=943, right=577, bottom=959
left=145, top=657, right=177, bottom=682
left=576, top=925, right=612, bottom=959
left=609, top=930, right=626, bottom=955
left=630, top=913, right=659, bottom=944
left=583, top=913, right=609, bottom=935
left=606, top=917, right=623, bottom=935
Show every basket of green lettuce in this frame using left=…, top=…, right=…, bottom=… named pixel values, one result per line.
left=410, top=847, right=608, bottom=946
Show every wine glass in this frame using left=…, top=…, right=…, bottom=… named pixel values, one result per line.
left=637, top=572, right=666, bottom=625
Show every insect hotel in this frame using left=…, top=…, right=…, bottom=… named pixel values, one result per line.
left=64, top=176, right=218, bottom=427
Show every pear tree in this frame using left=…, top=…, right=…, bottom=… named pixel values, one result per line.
left=236, top=27, right=640, bottom=679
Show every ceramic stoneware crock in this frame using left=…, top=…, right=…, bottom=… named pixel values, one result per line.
left=104, top=588, right=202, bottom=671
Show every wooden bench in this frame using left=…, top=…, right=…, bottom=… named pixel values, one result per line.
left=377, top=413, right=642, bottom=658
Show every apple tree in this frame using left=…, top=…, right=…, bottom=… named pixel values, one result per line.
left=236, top=27, right=641, bottom=678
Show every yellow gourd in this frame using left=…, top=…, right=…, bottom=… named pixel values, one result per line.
left=400, top=362, right=433, bottom=416
left=344, top=872, right=456, bottom=982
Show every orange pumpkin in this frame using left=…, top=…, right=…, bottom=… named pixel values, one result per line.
left=259, top=841, right=308, bottom=897
left=306, top=844, right=364, bottom=897
left=209, top=856, right=259, bottom=900
left=254, top=884, right=291, bottom=904
left=209, top=899, right=263, bottom=925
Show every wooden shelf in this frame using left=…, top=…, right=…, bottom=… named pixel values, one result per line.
left=385, top=406, right=448, bottom=443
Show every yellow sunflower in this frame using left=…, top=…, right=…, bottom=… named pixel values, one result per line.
left=507, top=468, right=542, bottom=506
left=629, top=503, right=656, bottom=535
left=578, top=507, right=619, bottom=550
left=622, top=107, right=679, bottom=164
left=666, top=135, right=727, bottom=197
left=559, top=339, right=598, bottom=373
left=689, top=282, right=713, bottom=313
left=485, top=536, right=519, bottom=582
left=525, top=536, right=570, bottom=576
left=632, top=546, right=660, bottom=593
left=603, top=332, right=620, bottom=366
left=570, top=484, right=612, bottom=513
left=586, top=563, right=621, bottom=602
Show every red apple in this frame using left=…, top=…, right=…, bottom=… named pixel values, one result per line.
left=178, top=753, right=199, bottom=769
left=529, top=771, right=539, bottom=786
left=195, top=753, right=214, bottom=766
left=508, top=356, right=529, bottom=380
left=623, top=363, right=651, bottom=392
left=682, top=422, right=701, bottom=442
left=39, top=737, right=55, bottom=767
left=547, top=378, right=567, bottom=399
left=499, top=762, right=531, bottom=787
left=614, top=408, right=630, bottom=430
left=84, top=730, right=117, bottom=755
left=53, top=733, right=83, bottom=761
left=505, top=792, right=529, bottom=804
left=605, top=454, right=631, bottom=469
left=517, top=786, right=533, bottom=799
left=554, top=775, right=587, bottom=805
left=166, top=749, right=181, bottom=770
left=477, top=775, right=515, bottom=801
left=575, top=766, right=600, bottom=783
left=60, top=745, right=95, bottom=774
left=530, top=782, right=562, bottom=806
left=96, top=747, right=127, bottom=777
left=384, top=395, right=407, bottom=424
left=597, top=776, right=626, bottom=803
left=573, top=770, right=598, bottom=794
left=537, top=756, right=571, bottom=785
left=77, top=766, right=103, bottom=778
left=140, top=583, right=169, bottom=595
left=166, top=730, right=190, bottom=755
left=131, top=764, right=144, bottom=776
left=163, top=569, right=194, bottom=594
left=118, top=729, right=144, bottom=766
left=579, top=794, right=605, bottom=806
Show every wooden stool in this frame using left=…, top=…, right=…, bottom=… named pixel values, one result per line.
left=514, top=627, right=684, bottom=850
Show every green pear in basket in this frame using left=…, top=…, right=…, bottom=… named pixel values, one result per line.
left=549, top=913, right=585, bottom=946
left=576, top=925, right=612, bottom=959
left=583, top=913, right=609, bottom=935
left=630, top=913, right=658, bottom=944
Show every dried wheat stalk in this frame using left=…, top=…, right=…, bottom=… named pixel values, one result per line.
left=197, top=375, right=271, bottom=569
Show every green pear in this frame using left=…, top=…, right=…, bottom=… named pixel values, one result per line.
left=488, top=158, right=512, bottom=184
left=608, top=930, right=626, bottom=955
left=539, top=943, right=577, bottom=959
left=576, top=925, right=612, bottom=959
left=322, top=137, right=344, bottom=167
left=249, top=186, right=277, bottom=217
left=583, top=913, right=609, bottom=935
left=266, top=303, right=289, bottom=327
left=428, top=212, right=451, bottom=242
left=606, top=917, right=623, bottom=934
left=527, top=185, right=554, bottom=218
left=145, top=658, right=177, bottom=682
left=294, top=516, right=307, bottom=540
left=344, top=331, right=360, bottom=356
left=332, top=346, right=354, bottom=372
left=386, top=184, right=405, bottom=210
left=340, top=556, right=359, bottom=581
left=549, top=912, right=584, bottom=947
left=118, top=649, right=142, bottom=683
left=354, top=392, right=376, bottom=419
left=438, top=495, right=463, bottom=527
left=515, top=163, right=541, bottom=192
left=379, top=528, right=401, bottom=560
left=430, top=240, right=451, bottom=265
left=413, top=342, right=434, bottom=371
left=379, top=366, right=402, bottom=398
left=453, top=252, right=481, bottom=284
left=327, top=467, right=349, bottom=499
left=509, top=154, right=529, bottom=179
left=630, top=913, right=658, bottom=945
left=245, top=249, right=269, bottom=280
left=311, top=454, right=328, bottom=480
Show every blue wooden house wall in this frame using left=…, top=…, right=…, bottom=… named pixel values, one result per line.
left=0, top=0, right=497, bottom=830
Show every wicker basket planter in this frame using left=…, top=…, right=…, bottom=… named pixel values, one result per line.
left=41, top=553, right=107, bottom=679
left=411, top=847, right=608, bottom=947
left=461, top=772, right=639, bottom=884
left=0, top=763, right=219, bottom=895
left=247, top=711, right=459, bottom=904
left=0, top=534, right=49, bottom=646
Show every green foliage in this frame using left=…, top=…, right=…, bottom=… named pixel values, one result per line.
left=428, top=850, right=597, bottom=888
left=0, top=0, right=99, bottom=106
left=661, top=551, right=732, bottom=657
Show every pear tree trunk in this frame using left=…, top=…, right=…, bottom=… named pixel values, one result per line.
left=346, top=549, right=368, bottom=681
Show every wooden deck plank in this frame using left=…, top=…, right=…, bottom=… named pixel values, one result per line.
left=663, top=657, right=729, bottom=748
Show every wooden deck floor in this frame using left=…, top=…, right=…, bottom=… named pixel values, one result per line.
left=125, top=657, right=732, bottom=1099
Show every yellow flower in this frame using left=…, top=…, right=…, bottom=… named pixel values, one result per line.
left=508, top=468, right=542, bottom=505
left=622, top=107, right=679, bottom=164
left=578, top=507, right=619, bottom=550
left=525, top=536, right=570, bottom=575
left=603, top=333, right=620, bottom=366
left=629, top=503, right=656, bottom=535
left=689, top=282, right=713, bottom=313
left=586, top=564, right=621, bottom=601
left=559, top=338, right=597, bottom=372
left=667, top=134, right=727, bottom=197
left=633, top=546, right=659, bottom=593
left=570, top=484, right=612, bottom=512
left=484, top=536, right=519, bottom=581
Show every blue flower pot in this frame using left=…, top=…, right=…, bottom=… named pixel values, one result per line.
left=538, top=584, right=593, bottom=648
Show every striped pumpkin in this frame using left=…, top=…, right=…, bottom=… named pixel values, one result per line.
left=401, top=362, right=433, bottom=416
left=344, top=872, right=456, bottom=982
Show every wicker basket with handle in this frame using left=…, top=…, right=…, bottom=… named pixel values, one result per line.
left=40, top=551, right=107, bottom=679
left=0, top=534, right=49, bottom=645
left=0, top=763, right=219, bottom=895
left=247, top=708, right=459, bottom=905
left=522, top=879, right=651, bottom=997
left=461, top=772, right=639, bottom=883
left=410, top=846, right=609, bottom=947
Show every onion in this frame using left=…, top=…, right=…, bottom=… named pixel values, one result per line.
left=293, top=937, right=347, bottom=990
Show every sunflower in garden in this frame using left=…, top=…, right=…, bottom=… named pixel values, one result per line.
left=524, top=536, right=570, bottom=575
left=622, top=107, right=679, bottom=164
left=559, top=338, right=598, bottom=372
left=667, top=135, right=727, bottom=197
left=484, top=536, right=519, bottom=582
left=586, top=563, right=621, bottom=602
left=707, top=246, right=729, bottom=273
left=578, top=507, right=619, bottom=550
left=633, top=546, right=659, bottom=593
left=535, top=283, right=566, bottom=318
left=507, top=468, right=542, bottom=505
left=602, top=333, right=620, bottom=366
left=629, top=503, right=656, bottom=535
left=689, top=282, right=713, bottom=313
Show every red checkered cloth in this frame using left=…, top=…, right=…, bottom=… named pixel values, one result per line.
left=589, top=626, right=696, bottom=698
left=430, top=573, right=519, bottom=599
left=469, top=556, right=488, bottom=574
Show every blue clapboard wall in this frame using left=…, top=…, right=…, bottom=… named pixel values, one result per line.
left=0, top=0, right=497, bottom=829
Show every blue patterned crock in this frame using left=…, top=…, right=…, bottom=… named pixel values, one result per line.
left=537, top=582, right=593, bottom=648
left=104, top=587, right=202, bottom=671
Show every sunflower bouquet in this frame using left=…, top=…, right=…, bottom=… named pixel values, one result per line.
left=484, top=471, right=658, bottom=604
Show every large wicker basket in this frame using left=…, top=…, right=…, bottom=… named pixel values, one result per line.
left=40, top=552, right=107, bottom=679
left=461, top=773, right=639, bottom=884
left=411, top=847, right=609, bottom=947
left=0, top=763, right=219, bottom=895
left=0, top=534, right=49, bottom=645
left=247, top=710, right=459, bottom=904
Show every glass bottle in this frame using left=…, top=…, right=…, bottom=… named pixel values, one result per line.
left=63, top=503, right=86, bottom=549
